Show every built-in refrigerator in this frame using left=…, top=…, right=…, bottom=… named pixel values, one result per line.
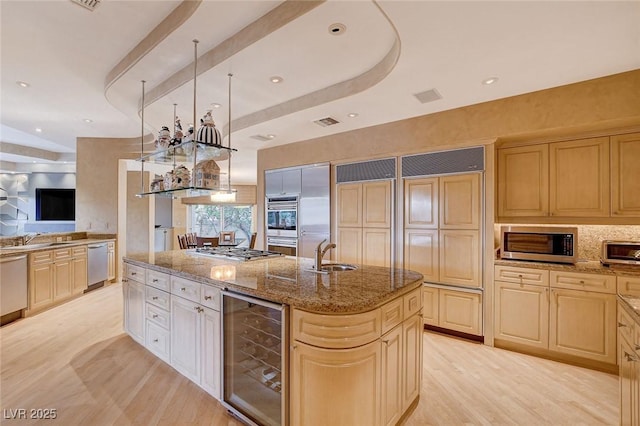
left=298, top=164, right=330, bottom=259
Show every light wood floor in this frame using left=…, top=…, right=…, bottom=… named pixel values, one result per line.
left=1, top=283, right=618, bottom=425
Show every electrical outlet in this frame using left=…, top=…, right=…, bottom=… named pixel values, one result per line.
left=56, top=236, right=63, bottom=242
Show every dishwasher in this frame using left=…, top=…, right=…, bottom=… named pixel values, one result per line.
left=87, top=243, right=108, bottom=292
left=1, top=254, right=28, bottom=324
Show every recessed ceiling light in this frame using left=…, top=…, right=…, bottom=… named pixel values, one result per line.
left=32, top=161, right=37, bottom=163
left=211, top=103, right=221, bottom=108
left=83, top=118, right=93, bottom=123
left=270, top=76, right=283, bottom=84
left=482, top=77, right=499, bottom=85
left=35, top=128, right=42, bottom=133
left=347, top=113, right=359, bottom=118
left=16, top=81, right=30, bottom=88
left=267, top=134, right=276, bottom=139
left=328, top=23, right=346, bottom=35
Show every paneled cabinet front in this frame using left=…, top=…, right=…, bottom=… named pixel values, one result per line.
left=611, top=132, right=640, bottom=217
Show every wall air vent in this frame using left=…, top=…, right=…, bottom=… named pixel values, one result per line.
left=402, top=146, right=484, bottom=177
left=70, top=0, right=101, bottom=11
left=313, top=117, right=340, bottom=127
left=250, top=135, right=272, bottom=142
left=336, top=158, right=396, bottom=183
left=413, top=88, right=442, bottom=104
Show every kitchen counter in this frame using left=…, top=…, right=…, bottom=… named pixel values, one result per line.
left=0, top=238, right=115, bottom=257
left=124, top=250, right=423, bottom=314
left=494, top=258, right=640, bottom=278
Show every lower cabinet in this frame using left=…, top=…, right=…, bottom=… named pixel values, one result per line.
left=291, top=287, right=422, bottom=426
left=107, top=241, right=116, bottom=281
left=422, top=285, right=482, bottom=336
left=618, top=303, right=640, bottom=426
left=171, top=296, right=202, bottom=382
left=71, top=246, right=88, bottom=294
left=123, top=278, right=145, bottom=345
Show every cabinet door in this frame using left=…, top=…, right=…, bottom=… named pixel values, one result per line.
left=439, top=173, right=480, bottom=229
left=291, top=340, right=381, bottom=426
left=404, top=177, right=438, bottom=229
left=404, top=230, right=438, bottom=282
left=438, top=289, right=482, bottom=336
left=494, top=281, right=549, bottom=349
left=200, top=306, right=221, bottom=399
left=619, top=336, right=636, bottom=426
left=497, top=144, right=549, bottom=217
left=402, top=314, right=422, bottom=410
left=337, top=183, right=362, bottom=227
left=421, top=286, right=439, bottom=326
left=29, top=262, right=53, bottom=311
left=281, top=168, right=302, bottom=194
left=550, top=137, right=610, bottom=217
left=53, top=259, right=72, bottom=301
left=107, top=241, right=116, bottom=281
left=337, top=227, right=362, bottom=265
left=72, top=253, right=88, bottom=294
left=549, top=288, right=616, bottom=364
left=363, top=228, right=391, bottom=267
left=124, top=280, right=145, bottom=345
left=618, top=276, right=640, bottom=297
left=171, top=296, right=201, bottom=383
left=363, top=181, right=391, bottom=228
left=265, top=171, right=282, bottom=195
left=439, top=230, right=480, bottom=288
left=611, top=132, right=640, bottom=217
left=381, top=325, right=403, bottom=426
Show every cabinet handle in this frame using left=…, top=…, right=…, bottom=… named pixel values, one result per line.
left=618, top=322, right=628, bottom=328
left=152, top=279, right=158, bottom=283
left=204, top=295, right=212, bottom=300
left=194, top=306, right=203, bottom=313
left=624, top=352, right=638, bottom=362
left=122, top=278, right=129, bottom=283
left=579, top=280, right=585, bottom=284
left=382, top=340, right=390, bottom=345
left=131, top=272, right=137, bottom=276
left=545, top=288, right=549, bottom=302
left=181, top=287, right=186, bottom=292
left=152, top=296, right=158, bottom=300
left=153, top=339, right=159, bottom=343
left=291, top=344, right=298, bottom=350
left=152, top=314, right=158, bottom=318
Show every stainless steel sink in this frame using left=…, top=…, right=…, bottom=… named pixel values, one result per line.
left=320, top=263, right=358, bottom=272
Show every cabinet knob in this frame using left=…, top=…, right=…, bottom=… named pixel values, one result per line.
left=152, top=314, right=158, bottom=318
left=204, top=295, right=212, bottom=300
left=131, top=272, right=137, bottom=276
left=153, top=339, right=159, bottom=343
left=152, top=279, right=158, bottom=283
left=618, top=322, right=628, bottom=328
left=152, top=296, right=158, bottom=300
left=579, top=280, right=585, bottom=284
left=194, top=306, right=203, bottom=313
left=122, top=278, right=129, bottom=283
left=382, top=340, right=390, bottom=345
left=624, top=352, right=638, bottom=362
left=291, top=344, right=298, bottom=350
left=181, top=287, right=186, bottom=292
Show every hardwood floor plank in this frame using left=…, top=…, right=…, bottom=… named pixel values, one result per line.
left=1, top=283, right=618, bottom=425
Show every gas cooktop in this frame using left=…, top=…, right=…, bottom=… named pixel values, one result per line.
left=192, top=246, right=284, bottom=261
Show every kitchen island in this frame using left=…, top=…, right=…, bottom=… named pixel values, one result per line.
left=123, top=250, right=424, bottom=426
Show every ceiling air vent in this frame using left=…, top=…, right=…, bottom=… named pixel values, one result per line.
left=70, top=0, right=101, bottom=11
left=313, top=117, right=340, bottom=127
left=251, top=135, right=272, bottom=142
left=413, top=88, right=442, bottom=104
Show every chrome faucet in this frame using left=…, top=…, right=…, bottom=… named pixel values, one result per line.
left=314, top=239, right=336, bottom=270
left=23, top=233, right=41, bottom=245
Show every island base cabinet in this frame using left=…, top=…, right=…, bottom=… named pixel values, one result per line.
left=619, top=336, right=637, bottom=426
left=200, top=306, right=221, bottom=400
left=291, top=339, right=382, bottom=426
left=170, top=296, right=201, bottom=383
left=549, top=289, right=617, bottom=364
left=123, top=279, right=145, bottom=345
left=381, top=325, right=402, bottom=426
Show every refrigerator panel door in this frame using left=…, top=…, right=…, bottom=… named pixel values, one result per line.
left=299, top=165, right=330, bottom=235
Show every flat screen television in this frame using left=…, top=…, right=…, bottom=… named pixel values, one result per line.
left=35, top=188, right=75, bottom=221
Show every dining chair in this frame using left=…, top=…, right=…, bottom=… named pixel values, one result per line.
left=196, top=236, right=219, bottom=247
left=186, top=233, right=198, bottom=247
left=177, top=235, right=188, bottom=249
left=249, top=232, right=257, bottom=249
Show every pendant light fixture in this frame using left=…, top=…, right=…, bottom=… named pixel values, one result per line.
left=210, top=72, right=237, bottom=203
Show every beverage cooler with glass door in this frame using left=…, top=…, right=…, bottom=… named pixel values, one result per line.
left=221, top=291, right=288, bottom=426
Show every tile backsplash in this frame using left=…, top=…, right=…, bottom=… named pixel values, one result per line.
left=494, top=224, right=640, bottom=261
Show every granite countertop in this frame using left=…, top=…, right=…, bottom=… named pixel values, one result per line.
left=0, top=238, right=115, bottom=257
left=494, top=258, right=640, bottom=278
left=618, top=294, right=640, bottom=325
left=124, top=250, right=424, bottom=314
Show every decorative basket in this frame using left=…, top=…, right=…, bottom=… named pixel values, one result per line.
left=164, top=165, right=191, bottom=190
left=192, top=159, right=220, bottom=189
left=150, top=174, right=165, bottom=192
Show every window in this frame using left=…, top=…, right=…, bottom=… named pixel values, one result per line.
left=190, top=205, right=253, bottom=247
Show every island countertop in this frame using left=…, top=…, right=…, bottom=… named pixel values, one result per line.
left=124, top=250, right=424, bottom=314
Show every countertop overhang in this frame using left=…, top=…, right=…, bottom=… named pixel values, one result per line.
left=124, top=250, right=424, bottom=314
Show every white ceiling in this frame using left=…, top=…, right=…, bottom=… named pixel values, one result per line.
left=1, top=0, right=639, bottom=183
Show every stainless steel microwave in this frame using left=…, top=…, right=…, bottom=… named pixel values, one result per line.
left=500, top=226, right=578, bottom=264
left=601, top=241, right=640, bottom=266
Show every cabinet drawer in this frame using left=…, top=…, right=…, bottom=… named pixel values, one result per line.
left=550, top=271, right=616, bottom=294
left=53, top=248, right=72, bottom=260
left=200, top=285, right=221, bottom=311
left=494, top=265, right=549, bottom=286
left=403, top=287, right=422, bottom=319
left=618, top=305, right=636, bottom=346
left=125, top=263, right=146, bottom=283
left=146, top=286, right=170, bottom=310
left=146, top=303, right=170, bottom=330
left=30, top=250, right=53, bottom=265
left=146, top=321, right=170, bottom=362
left=381, top=297, right=403, bottom=335
left=171, top=276, right=201, bottom=303
left=72, top=246, right=87, bottom=257
left=293, top=308, right=381, bottom=349
left=618, top=276, right=640, bottom=297
left=147, top=269, right=171, bottom=292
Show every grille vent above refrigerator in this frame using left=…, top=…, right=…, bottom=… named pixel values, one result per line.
left=402, top=146, right=484, bottom=177
left=336, top=158, right=396, bottom=183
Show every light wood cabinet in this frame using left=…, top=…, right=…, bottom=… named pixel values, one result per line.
left=401, top=313, right=422, bottom=409
left=404, top=177, right=438, bottom=228
left=619, top=276, right=640, bottom=297
left=611, top=132, right=640, bottom=217
left=29, top=252, right=54, bottom=311
left=439, top=173, right=480, bottom=229
left=439, top=230, right=480, bottom=288
left=404, top=229, right=438, bottom=282
left=71, top=247, right=88, bottom=294
left=337, top=180, right=392, bottom=267
left=421, top=286, right=439, bottom=326
left=170, top=295, right=201, bottom=383
left=494, top=280, right=549, bottom=349
left=438, top=289, right=482, bottom=335
left=497, top=144, right=549, bottom=217
left=107, top=241, right=116, bottom=281
left=53, top=257, right=72, bottom=300
left=617, top=304, right=639, bottom=426
left=549, top=288, right=617, bottom=364
left=549, top=137, right=609, bottom=217
left=381, top=324, right=403, bottom=426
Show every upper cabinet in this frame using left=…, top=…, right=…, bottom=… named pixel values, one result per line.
left=611, top=132, right=640, bottom=217
left=497, top=132, right=638, bottom=222
left=265, top=168, right=301, bottom=196
left=440, top=173, right=481, bottom=229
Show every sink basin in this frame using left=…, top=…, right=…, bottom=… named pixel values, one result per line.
left=320, top=263, right=358, bottom=272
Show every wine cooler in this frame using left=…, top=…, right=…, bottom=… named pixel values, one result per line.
left=221, top=291, right=288, bottom=426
